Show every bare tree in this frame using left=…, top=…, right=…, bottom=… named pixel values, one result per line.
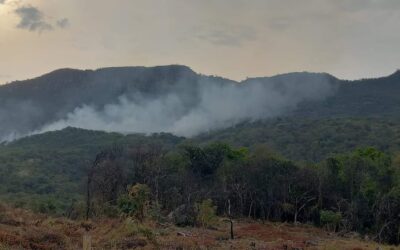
left=86, top=145, right=124, bottom=220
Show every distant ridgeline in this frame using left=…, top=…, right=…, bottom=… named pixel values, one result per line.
left=1, top=65, right=400, bottom=141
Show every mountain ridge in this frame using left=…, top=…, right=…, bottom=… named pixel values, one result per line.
left=4, top=65, right=400, bottom=87
left=0, top=65, right=399, bottom=141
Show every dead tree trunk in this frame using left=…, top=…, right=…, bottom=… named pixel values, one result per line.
left=86, top=174, right=91, bottom=221
left=225, top=199, right=234, bottom=240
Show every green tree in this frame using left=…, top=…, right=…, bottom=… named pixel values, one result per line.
left=118, top=184, right=150, bottom=221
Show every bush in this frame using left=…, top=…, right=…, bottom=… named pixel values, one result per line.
left=118, top=184, right=150, bottom=221
left=196, top=199, right=217, bottom=228
left=118, top=195, right=136, bottom=215
left=320, top=210, right=342, bottom=231
left=169, top=204, right=196, bottom=226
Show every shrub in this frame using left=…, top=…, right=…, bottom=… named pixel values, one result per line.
left=320, top=210, right=342, bottom=231
left=196, top=199, right=217, bottom=228
left=118, top=184, right=150, bottom=221
left=169, top=204, right=196, bottom=226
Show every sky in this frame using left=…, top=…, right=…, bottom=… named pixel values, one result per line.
left=0, top=0, right=400, bottom=83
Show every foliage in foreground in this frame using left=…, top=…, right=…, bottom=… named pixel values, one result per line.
left=82, top=143, right=400, bottom=245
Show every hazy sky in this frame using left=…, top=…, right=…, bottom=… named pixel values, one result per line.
left=0, top=0, right=399, bottom=83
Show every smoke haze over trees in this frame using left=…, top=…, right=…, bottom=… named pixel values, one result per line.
left=0, top=65, right=339, bottom=141
left=2, top=65, right=400, bottom=142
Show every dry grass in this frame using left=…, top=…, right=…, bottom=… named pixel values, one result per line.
left=0, top=204, right=399, bottom=249
left=155, top=220, right=400, bottom=250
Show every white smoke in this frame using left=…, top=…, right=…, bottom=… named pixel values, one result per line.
left=32, top=74, right=336, bottom=137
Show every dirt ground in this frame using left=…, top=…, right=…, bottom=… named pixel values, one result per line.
left=0, top=205, right=399, bottom=250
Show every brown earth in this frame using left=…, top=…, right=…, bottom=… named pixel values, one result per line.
left=0, top=204, right=398, bottom=250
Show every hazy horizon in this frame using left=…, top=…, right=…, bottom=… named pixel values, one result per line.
left=1, top=0, right=400, bottom=84
left=1, top=64, right=400, bottom=86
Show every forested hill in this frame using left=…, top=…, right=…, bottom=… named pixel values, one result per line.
left=195, top=117, right=400, bottom=162
left=0, top=127, right=184, bottom=211
left=1, top=117, right=399, bottom=208
left=291, top=70, right=400, bottom=118
left=1, top=65, right=400, bottom=141
left=0, top=65, right=209, bottom=140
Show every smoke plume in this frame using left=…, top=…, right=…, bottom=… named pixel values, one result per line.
left=32, top=73, right=337, bottom=137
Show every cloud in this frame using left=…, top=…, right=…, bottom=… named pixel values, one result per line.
left=56, top=18, right=70, bottom=29
left=14, top=6, right=70, bottom=33
left=0, top=0, right=5, bottom=4
left=15, top=6, right=53, bottom=32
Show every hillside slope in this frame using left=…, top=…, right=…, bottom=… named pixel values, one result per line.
left=1, top=116, right=400, bottom=213
left=0, top=65, right=205, bottom=140
left=2, top=66, right=399, bottom=140
left=0, top=128, right=183, bottom=213
left=196, top=117, right=400, bottom=161
left=292, top=70, right=400, bottom=118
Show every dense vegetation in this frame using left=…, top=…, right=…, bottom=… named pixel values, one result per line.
left=1, top=120, right=400, bottom=244
left=1, top=117, right=400, bottom=213
left=197, top=117, right=400, bottom=161
left=0, top=128, right=183, bottom=213
left=84, top=142, right=400, bottom=244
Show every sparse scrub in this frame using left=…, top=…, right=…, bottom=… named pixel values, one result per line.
left=0, top=204, right=398, bottom=249
left=196, top=199, right=218, bottom=228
